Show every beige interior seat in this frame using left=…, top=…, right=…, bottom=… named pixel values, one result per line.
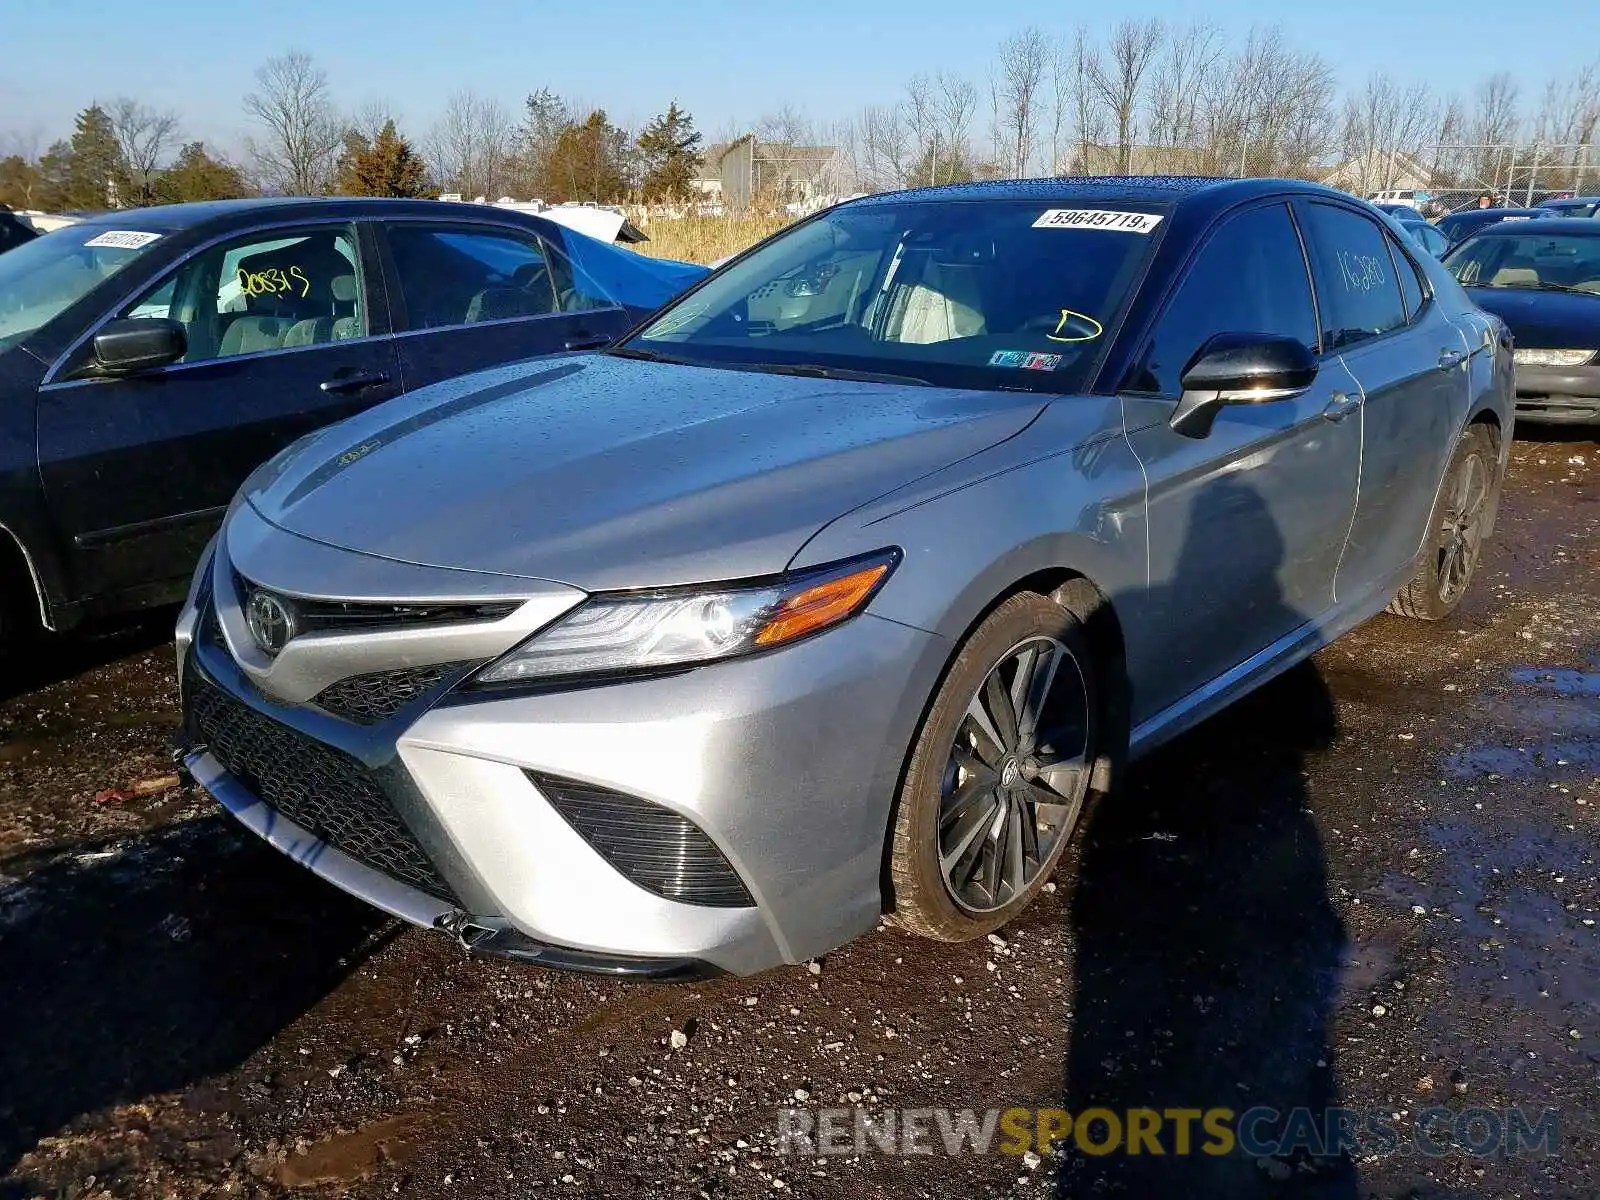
left=1490, top=265, right=1539, bottom=286
left=892, top=262, right=987, bottom=344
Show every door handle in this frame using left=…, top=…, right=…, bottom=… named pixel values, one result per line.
left=1437, top=348, right=1466, bottom=371
left=563, top=333, right=610, bottom=352
left=1321, top=391, right=1360, bottom=422
left=319, top=371, right=391, bottom=394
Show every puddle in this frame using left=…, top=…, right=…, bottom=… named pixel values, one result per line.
left=1417, top=819, right=1599, bottom=1012
left=268, top=1111, right=428, bottom=1187
left=1508, top=663, right=1600, bottom=697
left=1446, top=740, right=1600, bottom=777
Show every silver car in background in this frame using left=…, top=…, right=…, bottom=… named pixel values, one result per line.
left=178, top=177, right=1513, bottom=978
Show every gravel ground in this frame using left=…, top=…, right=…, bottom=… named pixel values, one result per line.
left=0, top=430, right=1595, bottom=1200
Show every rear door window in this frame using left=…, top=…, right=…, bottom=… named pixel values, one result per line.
left=1300, top=203, right=1408, bottom=350
left=383, top=223, right=610, bottom=331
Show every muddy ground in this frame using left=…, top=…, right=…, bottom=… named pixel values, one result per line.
left=0, top=431, right=1595, bottom=1200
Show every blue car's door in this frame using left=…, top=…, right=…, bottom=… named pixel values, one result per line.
left=377, top=220, right=638, bottom=390
left=35, top=221, right=401, bottom=602
left=1118, top=200, right=1364, bottom=727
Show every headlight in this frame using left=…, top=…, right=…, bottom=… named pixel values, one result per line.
left=1513, top=348, right=1597, bottom=367
left=473, top=549, right=901, bottom=685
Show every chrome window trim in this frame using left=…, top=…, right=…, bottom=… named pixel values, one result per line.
left=39, top=329, right=395, bottom=393
left=41, top=217, right=377, bottom=389
left=375, top=214, right=623, bottom=336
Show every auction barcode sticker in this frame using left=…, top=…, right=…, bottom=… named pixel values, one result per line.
left=1033, top=209, right=1164, bottom=233
left=83, top=230, right=162, bottom=249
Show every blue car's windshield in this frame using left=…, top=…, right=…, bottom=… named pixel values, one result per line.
left=0, top=225, right=163, bottom=349
left=1444, top=232, right=1600, bottom=293
left=623, top=199, right=1161, bottom=392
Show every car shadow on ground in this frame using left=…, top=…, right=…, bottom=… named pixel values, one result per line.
left=0, top=814, right=395, bottom=1189
left=1059, top=476, right=1354, bottom=1198
left=1, top=609, right=177, bottom=705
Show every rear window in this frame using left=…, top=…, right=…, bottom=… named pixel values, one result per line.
left=627, top=199, right=1163, bottom=393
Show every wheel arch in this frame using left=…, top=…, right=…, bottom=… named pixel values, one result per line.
left=0, top=520, right=51, bottom=633
left=877, top=559, right=1132, bottom=914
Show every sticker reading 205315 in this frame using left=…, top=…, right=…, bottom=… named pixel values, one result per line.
left=1033, top=209, right=1164, bottom=233
left=83, top=230, right=162, bottom=250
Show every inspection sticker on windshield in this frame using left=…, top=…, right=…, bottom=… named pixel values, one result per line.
left=1033, top=209, right=1163, bottom=233
left=990, top=350, right=1062, bottom=370
left=83, top=230, right=161, bottom=249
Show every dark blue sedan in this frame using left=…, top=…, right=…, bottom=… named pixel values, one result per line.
left=0, top=198, right=705, bottom=646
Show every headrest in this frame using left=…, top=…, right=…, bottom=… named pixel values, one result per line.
left=330, top=274, right=357, bottom=303
left=234, top=239, right=351, bottom=308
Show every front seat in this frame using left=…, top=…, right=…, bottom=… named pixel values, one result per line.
left=218, top=315, right=294, bottom=356
left=465, top=262, right=556, bottom=323
left=1490, top=263, right=1539, bottom=287
left=893, top=260, right=987, bottom=344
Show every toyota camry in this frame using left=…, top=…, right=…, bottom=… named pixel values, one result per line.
left=177, top=177, right=1513, bottom=978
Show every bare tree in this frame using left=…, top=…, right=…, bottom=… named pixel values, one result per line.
left=1067, top=27, right=1107, bottom=174
left=1090, top=19, right=1165, bottom=174
left=856, top=104, right=908, bottom=191
left=756, top=105, right=814, bottom=152
left=994, top=27, right=1051, bottom=177
left=1147, top=24, right=1222, bottom=155
left=243, top=51, right=343, bottom=195
left=426, top=91, right=514, bottom=198
left=241, top=54, right=338, bottom=194
left=108, top=98, right=179, bottom=204
left=932, top=72, right=979, bottom=181
left=1341, top=74, right=1439, bottom=193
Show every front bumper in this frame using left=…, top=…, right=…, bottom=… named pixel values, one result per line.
left=177, top=545, right=946, bottom=977
left=1513, top=363, right=1600, bottom=424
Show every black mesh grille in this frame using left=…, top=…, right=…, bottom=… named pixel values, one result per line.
left=529, top=772, right=754, bottom=908
left=188, top=665, right=461, bottom=905
left=313, top=663, right=470, bottom=725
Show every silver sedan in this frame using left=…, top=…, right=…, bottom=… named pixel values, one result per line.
left=178, top=177, right=1514, bottom=977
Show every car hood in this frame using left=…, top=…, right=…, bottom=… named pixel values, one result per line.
left=1466, top=286, right=1600, bottom=347
left=244, top=354, right=1045, bottom=591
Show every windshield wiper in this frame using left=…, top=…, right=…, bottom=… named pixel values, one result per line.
left=605, top=345, right=691, bottom=365
left=755, top=362, right=932, bottom=387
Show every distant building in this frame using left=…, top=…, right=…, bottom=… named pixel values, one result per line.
left=1320, top=150, right=1434, bottom=196
left=693, top=136, right=848, bottom=211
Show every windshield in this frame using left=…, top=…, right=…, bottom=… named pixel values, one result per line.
left=0, top=226, right=162, bottom=349
left=1444, top=232, right=1600, bottom=293
left=622, top=199, right=1161, bottom=392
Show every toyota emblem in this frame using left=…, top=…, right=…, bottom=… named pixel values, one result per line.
left=245, top=589, right=297, bottom=656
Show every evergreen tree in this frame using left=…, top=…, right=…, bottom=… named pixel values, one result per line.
left=337, top=120, right=428, bottom=197
left=65, top=105, right=125, bottom=209
left=544, top=110, right=629, bottom=203
left=906, top=141, right=976, bottom=189
left=35, top=140, right=75, bottom=211
left=637, top=101, right=703, bottom=202
left=154, top=142, right=252, bottom=203
left=0, top=155, right=45, bottom=210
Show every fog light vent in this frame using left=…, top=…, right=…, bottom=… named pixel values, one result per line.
left=527, top=772, right=755, bottom=908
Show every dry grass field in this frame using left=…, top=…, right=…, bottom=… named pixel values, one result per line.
left=629, top=210, right=794, bottom=265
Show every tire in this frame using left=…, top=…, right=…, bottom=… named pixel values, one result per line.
left=1387, top=423, right=1500, bottom=622
left=887, top=592, right=1101, bottom=942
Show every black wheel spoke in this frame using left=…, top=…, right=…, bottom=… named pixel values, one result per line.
left=938, top=633, right=1092, bottom=915
left=983, top=670, right=1019, bottom=751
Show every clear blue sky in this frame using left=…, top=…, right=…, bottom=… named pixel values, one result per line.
left=3, top=0, right=1594, bottom=157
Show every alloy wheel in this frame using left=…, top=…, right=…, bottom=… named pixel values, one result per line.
left=938, top=635, right=1091, bottom=913
left=1437, top=450, right=1490, bottom=606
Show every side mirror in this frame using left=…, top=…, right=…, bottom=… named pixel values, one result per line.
left=90, top=317, right=187, bottom=377
left=1169, top=333, right=1318, bottom=439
